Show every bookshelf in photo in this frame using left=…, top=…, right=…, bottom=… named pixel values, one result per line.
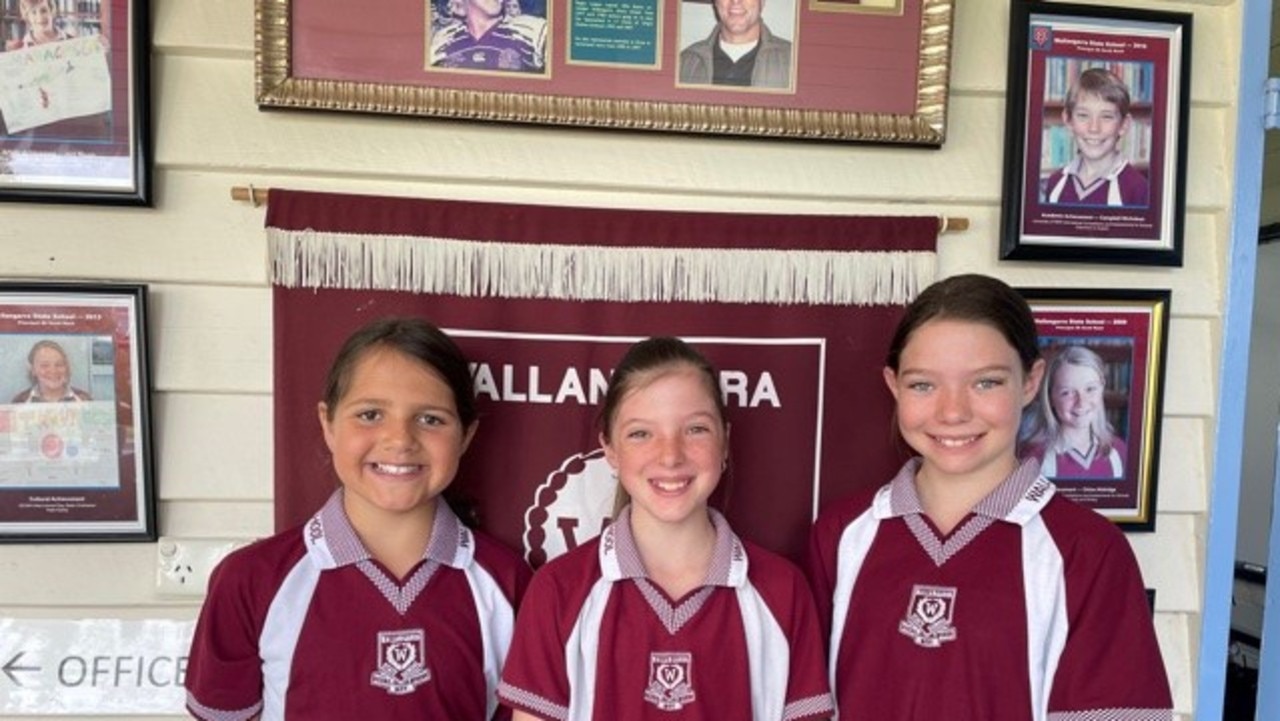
left=1090, top=339, right=1134, bottom=437
left=1039, top=56, right=1155, bottom=183
left=3, top=0, right=104, bottom=50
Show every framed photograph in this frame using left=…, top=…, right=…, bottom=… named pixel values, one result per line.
left=1016, top=288, right=1170, bottom=531
left=0, top=282, right=155, bottom=542
left=999, top=2, right=1191, bottom=265
left=0, top=0, right=150, bottom=206
left=255, top=0, right=954, bottom=144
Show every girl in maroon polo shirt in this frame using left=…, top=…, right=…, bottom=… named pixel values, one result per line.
left=186, top=317, right=529, bottom=720
left=808, top=274, right=1172, bottom=720
left=500, top=337, right=833, bottom=720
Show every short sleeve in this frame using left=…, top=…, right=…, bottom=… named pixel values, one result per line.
left=781, top=568, right=836, bottom=720
left=804, top=511, right=843, bottom=645
left=184, top=552, right=268, bottom=721
left=805, top=492, right=878, bottom=648
left=497, top=568, right=575, bottom=720
left=1046, top=530, right=1173, bottom=719
left=472, top=535, right=534, bottom=721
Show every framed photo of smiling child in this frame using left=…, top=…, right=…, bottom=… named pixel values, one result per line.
left=1015, top=288, right=1171, bottom=532
left=999, top=3, right=1191, bottom=266
left=0, top=0, right=151, bottom=206
left=0, top=282, right=155, bottom=543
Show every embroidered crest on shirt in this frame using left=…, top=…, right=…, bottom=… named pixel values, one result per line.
left=370, top=629, right=431, bottom=695
left=898, top=584, right=958, bottom=648
left=644, top=652, right=696, bottom=711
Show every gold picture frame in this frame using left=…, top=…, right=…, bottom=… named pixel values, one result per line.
left=255, top=0, right=954, bottom=144
left=1016, top=287, right=1170, bottom=531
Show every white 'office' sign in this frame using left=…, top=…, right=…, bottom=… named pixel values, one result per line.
left=0, top=618, right=194, bottom=715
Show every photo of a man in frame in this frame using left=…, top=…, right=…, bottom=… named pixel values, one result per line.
left=677, top=0, right=794, bottom=90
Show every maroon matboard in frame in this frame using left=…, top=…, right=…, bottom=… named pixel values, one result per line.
left=999, top=2, right=1190, bottom=266
left=256, top=0, right=953, bottom=144
left=0, top=0, right=151, bottom=206
left=1016, top=287, right=1170, bottom=531
left=0, top=282, right=155, bottom=543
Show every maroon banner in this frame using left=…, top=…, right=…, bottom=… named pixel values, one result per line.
left=270, top=190, right=937, bottom=566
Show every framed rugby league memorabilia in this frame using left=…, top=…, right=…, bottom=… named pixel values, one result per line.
left=0, top=282, right=156, bottom=542
left=256, top=0, right=954, bottom=144
left=1015, top=287, right=1170, bottom=531
left=999, top=2, right=1190, bottom=265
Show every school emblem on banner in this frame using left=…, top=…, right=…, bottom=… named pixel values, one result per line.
left=644, top=652, right=696, bottom=711
left=266, top=190, right=940, bottom=569
left=898, top=584, right=958, bottom=648
left=524, top=448, right=616, bottom=566
left=454, top=329, right=816, bottom=568
left=370, top=629, right=430, bottom=695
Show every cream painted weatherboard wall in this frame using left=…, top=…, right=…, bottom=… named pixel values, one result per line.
left=0, top=0, right=1243, bottom=718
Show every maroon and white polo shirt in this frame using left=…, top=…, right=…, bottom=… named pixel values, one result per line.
left=185, top=490, right=530, bottom=720
left=499, top=506, right=833, bottom=720
left=807, top=457, right=1172, bottom=721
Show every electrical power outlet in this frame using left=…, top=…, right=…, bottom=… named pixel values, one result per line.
left=156, top=537, right=252, bottom=597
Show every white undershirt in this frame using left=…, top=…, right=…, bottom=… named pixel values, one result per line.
left=717, top=38, right=759, bottom=62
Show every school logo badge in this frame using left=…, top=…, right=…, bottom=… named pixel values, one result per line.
left=523, top=448, right=616, bottom=566
left=898, top=584, right=958, bottom=648
left=644, top=652, right=696, bottom=711
left=370, top=629, right=431, bottom=695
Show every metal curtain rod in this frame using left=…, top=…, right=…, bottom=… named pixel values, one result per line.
left=229, top=186, right=971, bottom=233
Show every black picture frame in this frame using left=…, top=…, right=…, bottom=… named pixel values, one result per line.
left=0, top=282, right=155, bottom=542
left=0, top=0, right=151, bottom=206
left=1016, top=287, right=1170, bottom=531
left=1000, top=2, right=1191, bottom=266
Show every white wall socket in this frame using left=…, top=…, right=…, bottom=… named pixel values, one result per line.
left=155, top=536, right=253, bottom=597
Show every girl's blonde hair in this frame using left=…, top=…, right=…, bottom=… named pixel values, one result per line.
left=1038, top=344, right=1118, bottom=452
left=20, top=0, right=51, bottom=11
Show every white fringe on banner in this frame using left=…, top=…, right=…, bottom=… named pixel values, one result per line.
left=269, top=228, right=937, bottom=306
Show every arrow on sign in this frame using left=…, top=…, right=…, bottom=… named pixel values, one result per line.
left=2, top=651, right=40, bottom=686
